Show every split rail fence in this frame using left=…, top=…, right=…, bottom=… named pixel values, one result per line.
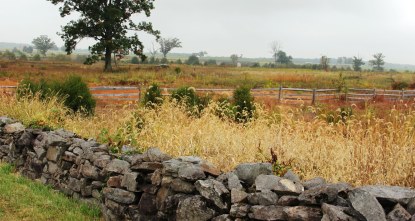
left=1, top=85, right=415, bottom=105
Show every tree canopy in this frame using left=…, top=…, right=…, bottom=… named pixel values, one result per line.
left=158, top=38, right=182, bottom=58
left=32, top=35, right=56, bottom=56
left=47, top=0, right=160, bottom=71
left=369, top=53, right=385, bottom=72
left=276, top=51, right=293, bottom=65
left=352, top=56, right=365, bottom=72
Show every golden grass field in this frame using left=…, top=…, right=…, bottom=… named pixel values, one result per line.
left=0, top=60, right=414, bottom=188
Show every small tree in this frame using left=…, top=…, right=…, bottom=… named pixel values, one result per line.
left=158, top=38, right=182, bottom=59
left=320, top=56, right=330, bottom=71
left=352, top=56, right=365, bottom=72
left=369, top=53, right=385, bottom=72
left=270, top=41, right=281, bottom=64
left=131, top=56, right=140, bottom=64
left=22, top=46, right=34, bottom=54
left=276, top=51, right=293, bottom=65
left=233, top=86, right=255, bottom=123
left=33, top=54, right=42, bottom=61
left=186, top=55, right=200, bottom=65
left=143, top=84, right=163, bottom=108
left=230, top=54, right=242, bottom=66
left=32, top=35, right=56, bottom=56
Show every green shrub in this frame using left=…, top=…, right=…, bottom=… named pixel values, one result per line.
left=17, top=76, right=96, bottom=114
left=391, top=81, right=408, bottom=90
left=143, top=84, right=163, bottom=108
left=233, top=86, right=255, bottom=123
left=171, top=86, right=210, bottom=116
left=131, top=56, right=140, bottom=64
left=186, top=55, right=200, bottom=65
left=33, top=54, right=41, bottom=61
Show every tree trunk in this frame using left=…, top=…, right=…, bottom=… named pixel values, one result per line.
left=104, top=48, right=112, bottom=72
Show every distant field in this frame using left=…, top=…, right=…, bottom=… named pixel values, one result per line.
left=0, top=60, right=414, bottom=90
left=0, top=164, right=101, bottom=221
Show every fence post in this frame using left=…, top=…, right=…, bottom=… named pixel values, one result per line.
left=138, top=85, right=142, bottom=103
left=373, top=88, right=376, bottom=100
left=401, top=89, right=405, bottom=100
left=312, top=89, right=316, bottom=105
left=278, top=85, right=283, bottom=102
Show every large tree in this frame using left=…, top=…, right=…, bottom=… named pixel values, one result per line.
left=270, top=41, right=281, bottom=64
left=369, top=53, right=385, bottom=72
left=158, top=37, right=182, bottom=58
left=352, top=56, right=365, bottom=72
left=32, top=35, right=56, bottom=56
left=47, top=0, right=160, bottom=72
left=276, top=51, right=292, bottom=65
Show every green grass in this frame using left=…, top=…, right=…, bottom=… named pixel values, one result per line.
left=0, top=163, right=101, bottom=221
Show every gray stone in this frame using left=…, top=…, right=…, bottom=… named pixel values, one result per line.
left=247, top=190, right=278, bottom=206
left=171, top=178, right=196, bottom=193
left=178, top=164, right=206, bottom=181
left=143, top=148, right=172, bottom=162
left=138, top=193, right=157, bottom=215
left=92, top=189, right=102, bottom=200
left=359, top=185, right=415, bottom=205
left=284, top=206, right=323, bottom=221
left=200, top=160, right=221, bottom=176
left=81, top=161, right=99, bottom=179
left=176, top=196, right=216, bottom=221
left=0, top=117, right=14, bottom=126
left=162, top=159, right=181, bottom=175
left=54, top=129, right=75, bottom=138
left=195, top=179, right=230, bottom=210
left=231, top=189, right=249, bottom=203
left=412, top=214, right=415, bottom=221
left=303, top=177, right=326, bottom=189
left=121, top=172, right=140, bottom=192
left=178, top=156, right=202, bottom=163
left=321, top=203, right=357, bottom=221
left=103, top=187, right=137, bottom=204
left=255, top=174, right=304, bottom=195
left=4, top=122, right=25, bottom=134
left=277, top=195, right=300, bottom=206
left=72, top=147, right=83, bottom=156
left=48, top=162, right=58, bottom=174
left=62, top=151, right=76, bottom=162
left=283, top=169, right=301, bottom=183
left=16, top=131, right=34, bottom=147
left=212, top=214, right=232, bottom=221
left=249, top=205, right=286, bottom=220
left=386, top=204, right=412, bottom=221
left=94, top=154, right=111, bottom=169
left=68, top=177, right=82, bottom=192
left=156, top=186, right=174, bottom=210
left=298, top=183, right=349, bottom=205
left=228, top=172, right=244, bottom=190
left=46, top=133, right=67, bottom=147
left=106, top=159, right=131, bottom=174
left=230, top=203, right=250, bottom=218
left=235, top=163, right=272, bottom=186
left=81, top=185, right=92, bottom=197
left=151, top=169, right=162, bottom=186
left=131, top=162, right=163, bottom=172
left=408, top=198, right=415, bottom=215
left=348, top=188, right=387, bottom=221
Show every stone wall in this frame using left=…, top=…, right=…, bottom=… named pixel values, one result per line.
left=0, top=116, right=415, bottom=221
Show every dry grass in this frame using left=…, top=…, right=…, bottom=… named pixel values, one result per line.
left=0, top=93, right=414, bottom=188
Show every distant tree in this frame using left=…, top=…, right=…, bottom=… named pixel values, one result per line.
left=352, top=56, right=365, bottom=72
left=46, top=0, right=160, bottom=72
left=22, top=46, right=34, bottom=54
left=320, top=56, right=330, bottom=71
left=19, top=54, right=28, bottom=61
left=369, top=53, right=385, bottom=71
left=33, top=54, right=42, bottom=61
left=148, top=42, right=158, bottom=59
left=186, top=55, right=200, bottom=65
left=270, top=41, right=281, bottom=64
left=158, top=37, right=182, bottom=58
left=3, top=50, right=16, bottom=60
left=176, top=59, right=183, bottom=64
left=230, top=54, right=242, bottom=66
left=205, top=59, right=217, bottom=66
left=337, top=57, right=343, bottom=64
left=194, top=51, right=207, bottom=57
left=131, top=56, right=140, bottom=64
left=276, top=51, right=293, bottom=65
left=32, top=35, right=56, bottom=56
left=12, top=47, right=19, bottom=53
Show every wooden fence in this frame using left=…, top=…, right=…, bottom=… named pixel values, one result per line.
left=2, top=85, right=415, bottom=105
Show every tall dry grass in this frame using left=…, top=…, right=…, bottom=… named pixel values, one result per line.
left=0, top=94, right=414, bottom=187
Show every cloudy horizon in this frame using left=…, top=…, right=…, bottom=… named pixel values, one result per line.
left=1, top=0, right=414, bottom=65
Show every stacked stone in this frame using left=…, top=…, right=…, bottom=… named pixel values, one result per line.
left=1, top=116, right=415, bottom=221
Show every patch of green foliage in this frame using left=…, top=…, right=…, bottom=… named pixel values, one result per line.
left=17, top=75, right=96, bottom=115
left=143, top=83, right=163, bottom=108
left=0, top=164, right=101, bottom=221
left=233, top=86, right=256, bottom=123
left=171, top=86, right=210, bottom=116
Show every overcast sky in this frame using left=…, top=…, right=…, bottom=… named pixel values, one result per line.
left=1, top=0, right=415, bottom=64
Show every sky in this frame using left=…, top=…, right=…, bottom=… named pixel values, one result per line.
left=1, top=0, right=415, bottom=64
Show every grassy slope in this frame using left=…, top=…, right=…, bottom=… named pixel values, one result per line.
left=0, top=164, right=101, bottom=221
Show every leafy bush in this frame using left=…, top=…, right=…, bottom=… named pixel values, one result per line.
left=143, top=84, right=163, bottom=108
left=391, top=81, right=408, bottom=90
left=131, top=56, right=140, bottom=64
left=17, top=76, right=96, bottom=114
left=233, top=86, right=255, bottom=123
left=186, top=55, right=200, bottom=65
left=33, top=54, right=41, bottom=61
left=171, top=86, right=210, bottom=116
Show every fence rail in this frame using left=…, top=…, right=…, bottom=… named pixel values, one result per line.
left=1, top=85, right=415, bottom=105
